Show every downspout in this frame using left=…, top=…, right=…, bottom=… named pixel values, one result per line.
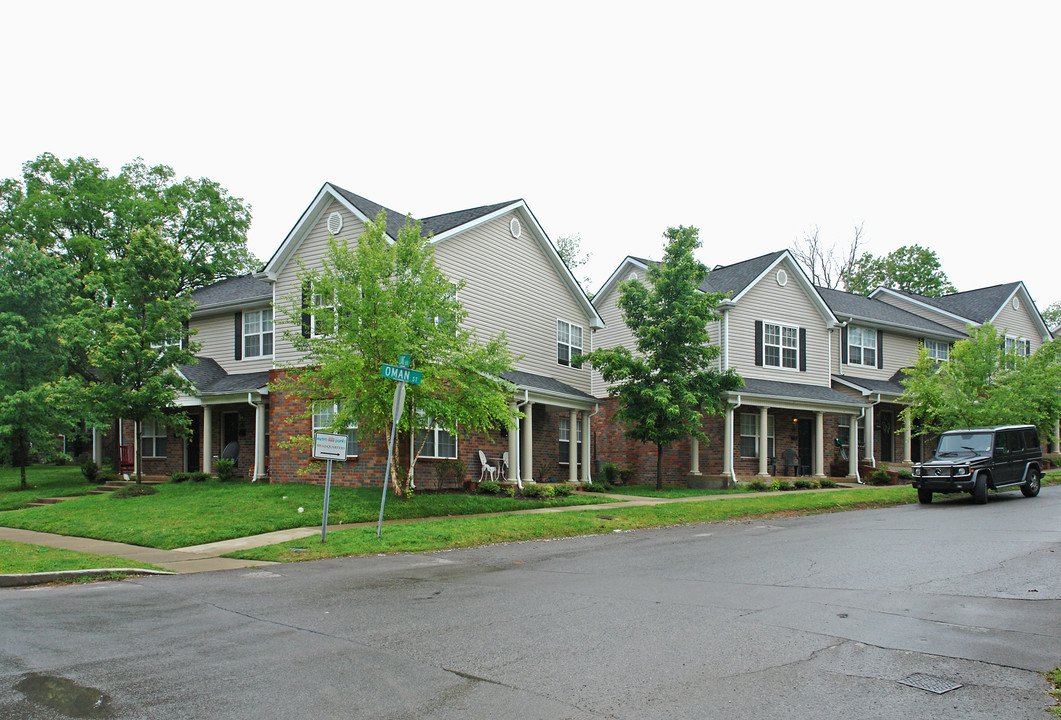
left=867, top=392, right=882, bottom=469
left=514, top=390, right=530, bottom=489
left=247, top=393, right=261, bottom=482
left=854, top=405, right=866, bottom=483
left=729, top=394, right=742, bottom=486
left=586, top=403, right=601, bottom=484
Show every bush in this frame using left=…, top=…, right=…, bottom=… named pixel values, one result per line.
left=793, top=479, right=814, bottom=489
left=818, top=478, right=838, bottom=488
left=215, top=458, right=236, bottom=482
left=536, top=460, right=556, bottom=483
left=190, top=471, right=210, bottom=483
left=170, top=472, right=190, bottom=484
left=97, top=471, right=117, bottom=485
left=770, top=479, right=794, bottom=491
left=587, top=480, right=614, bottom=492
left=81, top=461, right=100, bottom=484
left=521, top=483, right=555, bottom=498
left=896, top=469, right=913, bottom=481
left=552, top=483, right=572, bottom=497
left=111, top=484, right=158, bottom=499
left=602, top=462, right=620, bottom=483
left=617, top=468, right=635, bottom=485
left=435, top=458, right=467, bottom=490
left=505, top=486, right=516, bottom=498
left=478, top=480, right=501, bottom=495
left=868, top=468, right=891, bottom=486
left=746, top=480, right=769, bottom=492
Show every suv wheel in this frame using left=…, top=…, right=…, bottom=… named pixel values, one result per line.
left=917, top=488, right=933, bottom=504
left=973, top=473, right=988, bottom=504
left=1021, top=467, right=1041, bottom=498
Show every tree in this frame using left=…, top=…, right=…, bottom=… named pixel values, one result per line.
left=900, top=324, right=1061, bottom=439
left=0, top=239, right=82, bottom=488
left=846, top=244, right=956, bottom=296
left=790, top=223, right=864, bottom=289
left=555, top=233, right=592, bottom=292
left=277, top=212, right=518, bottom=495
left=578, top=226, right=743, bottom=490
left=72, top=228, right=199, bottom=482
left=1042, top=301, right=1061, bottom=329
left=0, top=153, right=256, bottom=294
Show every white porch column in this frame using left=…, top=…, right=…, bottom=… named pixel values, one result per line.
left=202, top=407, right=213, bottom=475
left=1052, top=419, right=1060, bottom=454
left=580, top=411, right=592, bottom=483
left=814, top=411, right=825, bottom=477
left=689, top=437, right=700, bottom=475
left=253, top=400, right=266, bottom=480
left=92, top=427, right=103, bottom=466
left=568, top=410, right=578, bottom=482
left=757, top=406, right=770, bottom=477
left=521, top=402, right=534, bottom=483
left=903, top=414, right=913, bottom=463
left=507, top=400, right=520, bottom=482
left=722, top=407, right=734, bottom=477
left=863, top=403, right=875, bottom=464
left=848, top=414, right=859, bottom=479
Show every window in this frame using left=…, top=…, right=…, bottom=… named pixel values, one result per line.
left=837, top=415, right=866, bottom=452
left=311, top=290, right=336, bottom=338
left=243, top=309, right=274, bottom=358
left=416, top=415, right=457, bottom=459
left=764, top=322, right=798, bottom=369
left=557, top=319, right=583, bottom=367
left=142, top=419, right=167, bottom=458
left=923, top=339, right=949, bottom=362
left=847, top=326, right=877, bottom=367
left=312, top=402, right=358, bottom=457
left=1004, top=336, right=1031, bottom=357
left=740, top=413, right=774, bottom=458
left=558, top=415, right=583, bottom=463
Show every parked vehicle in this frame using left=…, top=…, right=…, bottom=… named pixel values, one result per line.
left=911, top=425, right=1042, bottom=504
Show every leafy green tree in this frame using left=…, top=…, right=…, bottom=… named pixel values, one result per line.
left=578, top=226, right=742, bottom=490
left=846, top=244, right=956, bottom=296
left=900, top=324, right=1061, bottom=439
left=277, top=212, right=518, bottom=495
left=555, top=233, right=592, bottom=291
left=0, top=239, right=82, bottom=488
left=1041, top=301, right=1061, bottom=329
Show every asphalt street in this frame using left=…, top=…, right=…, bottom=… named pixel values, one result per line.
left=2, top=487, right=1059, bottom=719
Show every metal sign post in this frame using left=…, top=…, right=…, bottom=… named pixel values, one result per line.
left=377, top=355, right=421, bottom=537
left=313, top=432, right=348, bottom=543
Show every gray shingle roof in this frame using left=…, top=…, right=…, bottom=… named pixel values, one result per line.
left=500, top=369, right=597, bottom=402
left=816, top=286, right=965, bottom=338
left=188, top=274, right=271, bottom=310
left=833, top=373, right=907, bottom=397
left=735, top=378, right=866, bottom=408
left=702, top=251, right=787, bottom=296
left=888, top=283, right=1022, bottom=324
left=179, top=357, right=269, bottom=394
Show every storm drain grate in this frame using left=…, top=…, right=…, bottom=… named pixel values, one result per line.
left=898, top=673, right=962, bottom=694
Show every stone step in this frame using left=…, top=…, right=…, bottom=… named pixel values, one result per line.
left=26, top=496, right=81, bottom=507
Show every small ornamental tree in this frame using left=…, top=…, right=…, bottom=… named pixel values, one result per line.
left=578, top=226, right=743, bottom=490
left=900, top=323, right=1061, bottom=440
left=278, top=212, right=518, bottom=495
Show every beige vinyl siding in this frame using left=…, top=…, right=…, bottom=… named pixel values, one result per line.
left=273, top=200, right=367, bottom=367
left=876, top=293, right=970, bottom=334
left=993, top=301, right=1044, bottom=351
left=835, top=329, right=920, bottom=380
left=589, top=264, right=643, bottom=396
left=434, top=212, right=593, bottom=394
left=190, top=307, right=273, bottom=374
left=727, top=258, right=832, bottom=386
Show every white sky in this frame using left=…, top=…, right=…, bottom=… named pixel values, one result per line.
left=3, top=2, right=1059, bottom=310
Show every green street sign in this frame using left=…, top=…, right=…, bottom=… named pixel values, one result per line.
left=398, top=354, right=412, bottom=368
left=381, top=363, right=422, bottom=384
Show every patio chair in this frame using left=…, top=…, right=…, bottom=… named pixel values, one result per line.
left=478, top=450, right=498, bottom=482
left=500, top=451, right=509, bottom=478
left=782, top=448, right=799, bottom=476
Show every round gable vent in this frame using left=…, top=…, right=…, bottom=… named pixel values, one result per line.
left=1012, top=296, right=1020, bottom=310
left=327, top=212, right=343, bottom=235
left=510, top=218, right=522, bottom=238
left=776, top=269, right=789, bottom=287
left=628, top=271, right=638, bottom=282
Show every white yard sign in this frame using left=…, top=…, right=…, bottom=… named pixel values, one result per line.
left=313, top=432, right=348, bottom=462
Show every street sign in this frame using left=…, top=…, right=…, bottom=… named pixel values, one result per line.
left=312, top=432, right=348, bottom=461
left=392, top=381, right=406, bottom=422
left=381, top=364, right=422, bottom=384
left=398, top=354, right=411, bottom=368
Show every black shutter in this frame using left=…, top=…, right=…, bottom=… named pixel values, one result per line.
left=841, top=326, right=848, bottom=364
left=301, top=282, right=311, bottom=338
left=877, top=329, right=884, bottom=369
left=799, top=328, right=807, bottom=372
left=181, top=321, right=189, bottom=351
left=233, top=312, right=243, bottom=360
left=754, top=321, right=763, bottom=367
left=1025, top=340, right=1032, bottom=356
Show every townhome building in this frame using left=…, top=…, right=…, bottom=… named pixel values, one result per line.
left=117, top=183, right=603, bottom=487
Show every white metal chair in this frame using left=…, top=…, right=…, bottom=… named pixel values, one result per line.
left=500, top=451, right=509, bottom=478
left=478, top=450, right=498, bottom=482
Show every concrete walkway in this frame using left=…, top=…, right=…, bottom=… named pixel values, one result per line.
left=1, top=485, right=864, bottom=585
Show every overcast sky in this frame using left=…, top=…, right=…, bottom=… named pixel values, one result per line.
left=4, top=2, right=1059, bottom=311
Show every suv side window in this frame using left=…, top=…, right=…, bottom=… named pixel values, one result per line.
left=1023, top=428, right=1039, bottom=451
left=994, top=432, right=1009, bottom=455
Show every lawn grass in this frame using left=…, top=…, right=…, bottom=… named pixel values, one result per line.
left=600, top=484, right=749, bottom=498
left=0, top=465, right=96, bottom=511
left=229, top=485, right=918, bottom=562
left=0, top=539, right=165, bottom=574
left=0, top=479, right=607, bottom=549
left=1046, top=667, right=1061, bottom=717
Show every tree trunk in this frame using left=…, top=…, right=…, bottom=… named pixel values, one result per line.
left=656, top=443, right=664, bottom=491
left=134, top=420, right=142, bottom=484
left=18, top=435, right=28, bottom=490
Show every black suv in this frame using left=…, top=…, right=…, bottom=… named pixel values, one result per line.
left=911, top=425, right=1042, bottom=504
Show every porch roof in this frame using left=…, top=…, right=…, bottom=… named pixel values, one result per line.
left=501, top=369, right=596, bottom=405
left=179, top=357, right=270, bottom=395
left=833, top=372, right=907, bottom=399
left=730, top=378, right=867, bottom=413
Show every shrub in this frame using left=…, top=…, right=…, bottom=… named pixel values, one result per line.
left=81, top=461, right=100, bottom=484
left=189, top=471, right=210, bottom=483
left=746, top=480, right=769, bottom=492
left=868, top=469, right=891, bottom=486
left=617, top=468, right=635, bottom=485
left=505, top=486, right=516, bottom=498
left=896, top=469, right=913, bottom=481
left=478, top=480, right=501, bottom=495
left=536, top=460, right=555, bottom=483
left=552, top=483, right=572, bottom=497
left=215, top=459, right=236, bottom=482
left=587, top=480, right=614, bottom=492
left=602, top=462, right=620, bottom=483
left=170, top=472, right=190, bottom=484
left=111, top=485, right=158, bottom=499
left=521, top=483, right=555, bottom=498
left=771, top=480, right=794, bottom=491
left=793, top=479, right=814, bottom=489
left=435, top=458, right=467, bottom=490
left=97, top=471, right=117, bottom=485
left=818, top=478, right=838, bottom=488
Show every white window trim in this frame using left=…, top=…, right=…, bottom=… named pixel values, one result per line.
left=415, top=412, right=458, bottom=459
left=310, top=289, right=337, bottom=339
left=847, top=325, right=877, bottom=367
left=558, top=415, right=584, bottom=465
left=1004, top=335, right=1030, bottom=357
left=142, top=419, right=166, bottom=458
left=763, top=321, right=799, bottom=370
left=739, top=413, right=774, bottom=458
left=557, top=318, right=584, bottom=368
left=243, top=308, right=274, bottom=358
left=312, top=401, right=358, bottom=457
left=923, top=339, right=949, bottom=362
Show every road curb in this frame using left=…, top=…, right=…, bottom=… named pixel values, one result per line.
left=0, top=568, right=175, bottom=588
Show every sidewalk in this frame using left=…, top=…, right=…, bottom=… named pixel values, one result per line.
left=0, top=485, right=863, bottom=585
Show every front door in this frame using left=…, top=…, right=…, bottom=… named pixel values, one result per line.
left=222, top=412, right=240, bottom=463
left=186, top=418, right=200, bottom=472
left=797, top=418, right=812, bottom=475
left=880, top=411, right=894, bottom=462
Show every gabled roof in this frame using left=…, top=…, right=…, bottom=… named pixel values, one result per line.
left=501, top=369, right=597, bottom=404
left=816, top=286, right=965, bottom=339
left=832, top=372, right=907, bottom=399
left=188, top=274, right=271, bottom=313
left=178, top=357, right=269, bottom=395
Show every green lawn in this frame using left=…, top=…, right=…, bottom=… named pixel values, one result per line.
left=0, top=465, right=96, bottom=511
left=0, top=479, right=607, bottom=549
left=599, top=484, right=750, bottom=498
left=0, top=539, right=164, bottom=575
left=230, top=485, right=918, bottom=562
